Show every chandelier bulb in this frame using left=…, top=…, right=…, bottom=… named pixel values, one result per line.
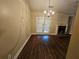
left=44, top=10, right=47, bottom=14
left=52, top=11, right=55, bottom=15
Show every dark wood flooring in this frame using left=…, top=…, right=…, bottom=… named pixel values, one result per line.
left=17, top=35, right=71, bottom=59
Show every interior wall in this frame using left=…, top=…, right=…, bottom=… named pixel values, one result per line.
left=57, top=13, right=69, bottom=26
left=69, top=16, right=75, bottom=34
left=31, top=11, right=69, bottom=35
left=66, top=3, right=79, bottom=59
left=0, top=0, right=31, bottom=59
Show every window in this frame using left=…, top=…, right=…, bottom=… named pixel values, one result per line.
left=36, top=16, right=51, bottom=33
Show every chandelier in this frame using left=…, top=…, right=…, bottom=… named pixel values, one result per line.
left=44, top=0, right=55, bottom=17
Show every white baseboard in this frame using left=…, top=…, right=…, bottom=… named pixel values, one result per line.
left=31, top=33, right=57, bottom=35
left=13, top=34, right=32, bottom=59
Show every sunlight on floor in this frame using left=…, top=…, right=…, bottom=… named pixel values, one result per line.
left=42, top=35, right=49, bottom=43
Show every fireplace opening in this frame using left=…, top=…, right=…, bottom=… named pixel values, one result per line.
left=58, top=26, right=66, bottom=34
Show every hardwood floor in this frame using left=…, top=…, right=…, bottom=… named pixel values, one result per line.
left=17, top=35, right=71, bottom=59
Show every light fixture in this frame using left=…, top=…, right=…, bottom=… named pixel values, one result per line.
left=44, top=0, right=55, bottom=17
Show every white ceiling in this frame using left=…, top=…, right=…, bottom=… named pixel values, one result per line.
left=29, top=0, right=78, bottom=15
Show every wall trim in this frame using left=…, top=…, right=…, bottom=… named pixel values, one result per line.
left=13, top=34, right=32, bottom=59
left=31, top=33, right=57, bottom=35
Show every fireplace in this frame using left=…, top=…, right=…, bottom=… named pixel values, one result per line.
left=58, top=26, right=66, bottom=34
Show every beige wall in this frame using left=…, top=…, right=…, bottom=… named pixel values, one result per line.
left=31, top=11, right=69, bottom=35
left=69, top=16, right=75, bottom=34
left=66, top=3, right=79, bottom=59
left=57, top=13, right=69, bottom=26
left=0, top=0, right=31, bottom=59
